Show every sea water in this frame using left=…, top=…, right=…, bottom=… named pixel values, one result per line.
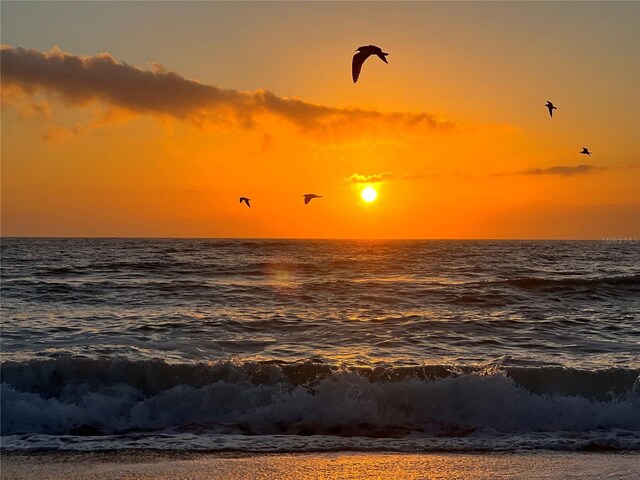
left=1, top=239, right=639, bottom=452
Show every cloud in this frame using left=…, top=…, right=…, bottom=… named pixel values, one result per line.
left=1, top=45, right=457, bottom=142
left=0, top=83, right=53, bottom=118
left=490, top=164, right=635, bottom=178
left=519, top=165, right=603, bottom=176
left=345, top=172, right=422, bottom=184
left=41, top=125, right=85, bottom=143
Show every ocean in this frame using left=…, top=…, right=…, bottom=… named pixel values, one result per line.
left=1, top=238, right=639, bottom=453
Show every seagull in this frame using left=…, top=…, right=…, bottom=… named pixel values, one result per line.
left=580, top=147, right=591, bottom=156
left=303, top=194, right=322, bottom=205
left=352, top=45, right=389, bottom=83
left=239, top=197, right=251, bottom=208
left=545, top=101, right=557, bottom=118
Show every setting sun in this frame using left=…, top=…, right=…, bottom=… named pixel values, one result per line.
left=361, top=187, right=378, bottom=203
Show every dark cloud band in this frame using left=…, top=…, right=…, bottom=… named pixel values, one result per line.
left=521, top=165, right=602, bottom=176
left=1, top=45, right=454, bottom=140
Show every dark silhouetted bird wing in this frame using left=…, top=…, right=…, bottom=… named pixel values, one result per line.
left=375, top=51, right=389, bottom=64
left=239, top=197, right=251, bottom=207
left=303, top=194, right=322, bottom=205
left=545, top=101, right=556, bottom=117
left=352, top=50, right=370, bottom=83
left=352, top=45, right=389, bottom=83
left=580, top=148, right=591, bottom=156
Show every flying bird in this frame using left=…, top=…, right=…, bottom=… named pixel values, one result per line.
left=239, top=197, right=251, bottom=208
left=545, top=101, right=557, bottom=118
left=352, top=45, right=389, bottom=83
left=580, top=147, right=592, bottom=156
left=303, top=194, right=322, bottom=205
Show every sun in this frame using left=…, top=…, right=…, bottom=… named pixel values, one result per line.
left=361, top=186, right=378, bottom=203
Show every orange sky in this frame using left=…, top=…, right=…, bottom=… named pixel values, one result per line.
left=1, top=2, right=638, bottom=238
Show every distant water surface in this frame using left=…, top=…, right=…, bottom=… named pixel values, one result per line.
left=1, top=239, right=639, bottom=452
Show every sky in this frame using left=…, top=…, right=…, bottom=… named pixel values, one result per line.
left=1, top=1, right=638, bottom=239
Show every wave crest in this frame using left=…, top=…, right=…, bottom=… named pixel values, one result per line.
left=2, top=357, right=639, bottom=439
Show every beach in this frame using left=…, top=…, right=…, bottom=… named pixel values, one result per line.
left=2, top=451, right=639, bottom=480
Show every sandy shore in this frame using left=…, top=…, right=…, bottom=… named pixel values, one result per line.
left=1, top=451, right=639, bottom=479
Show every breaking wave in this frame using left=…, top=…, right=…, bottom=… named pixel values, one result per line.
left=2, top=357, right=639, bottom=451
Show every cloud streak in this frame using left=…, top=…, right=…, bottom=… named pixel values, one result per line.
left=1, top=45, right=457, bottom=142
left=345, top=172, right=422, bottom=184
left=520, top=165, right=603, bottom=176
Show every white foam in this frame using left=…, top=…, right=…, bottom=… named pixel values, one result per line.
left=3, top=369, right=639, bottom=437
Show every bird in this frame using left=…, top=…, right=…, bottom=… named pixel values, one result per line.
left=352, top=45, right=389, bottom=83
left=239, top=197, right=251, bottom=208
left=580, top=147, right=592, bottom=156
left=545, top=101, right=557, bottom=118
left=303, top=194, right=322, bottom=205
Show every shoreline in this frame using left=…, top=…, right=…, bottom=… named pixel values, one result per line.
left=2, top=447, right=638, bottom=457
left=2, top=450, right=639, bottom=480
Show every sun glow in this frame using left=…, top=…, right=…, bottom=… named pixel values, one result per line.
left=361, top=186, right=378, bottom=203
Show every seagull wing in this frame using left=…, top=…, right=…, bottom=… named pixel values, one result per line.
left=304, top=195, right=311, bottom=205
left=548, top=105, right=553, bottom=117
left=352, top=50, right=370, bottom=83
left=375, top=51, right=389, bottom=64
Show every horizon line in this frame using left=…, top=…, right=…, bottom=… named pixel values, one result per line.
left=1, top=236, right=632, bottom=242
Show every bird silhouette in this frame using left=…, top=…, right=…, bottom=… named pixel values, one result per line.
left=239, top=197, right=251, bottom=208
left=545, top=101, right=557, bottom=118
left=352, top=45, right=389, bottom=83
left=303, top=194, right=322, bottom=205
left=580, top=147, right=592, bottom=156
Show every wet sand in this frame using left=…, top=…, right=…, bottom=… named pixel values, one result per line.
left=1, top=451, right=639, bottom=479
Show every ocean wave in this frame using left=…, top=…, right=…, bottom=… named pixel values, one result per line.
left=2, top=357, right=638, bottom=440
left=504, top=274, right=640, bottom=292
left=3, top=432, right=639, bottom=453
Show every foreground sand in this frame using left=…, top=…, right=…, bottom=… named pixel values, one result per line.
left=1, top=451, right=639, bottom=479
